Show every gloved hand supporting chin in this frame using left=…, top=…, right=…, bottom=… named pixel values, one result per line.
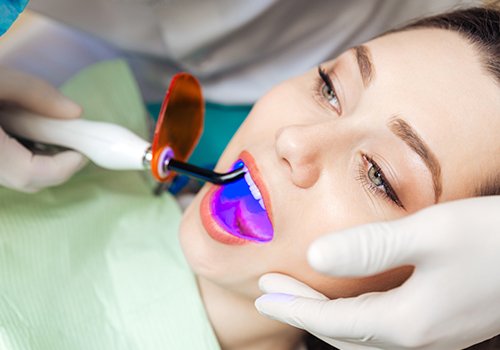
left=256, top=196, right=500, bottom=350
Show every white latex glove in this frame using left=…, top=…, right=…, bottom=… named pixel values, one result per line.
left=0, top=67, right=86, bottom=192
left=255, top=196, right=500, bottom=350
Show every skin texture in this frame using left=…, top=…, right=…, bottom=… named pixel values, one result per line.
left=179, top=28, right=500, bottom=350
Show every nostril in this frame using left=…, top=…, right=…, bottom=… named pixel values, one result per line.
left=280, top=156, right=292, bottom=173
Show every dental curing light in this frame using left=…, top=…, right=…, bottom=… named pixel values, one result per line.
left=0, top=73, right=244, bottom=185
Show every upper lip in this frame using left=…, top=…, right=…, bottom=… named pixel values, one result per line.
left=239, top=150, right=274, bottom=225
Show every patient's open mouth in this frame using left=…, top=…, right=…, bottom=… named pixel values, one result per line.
left=201, top=152, right=274, bottom=244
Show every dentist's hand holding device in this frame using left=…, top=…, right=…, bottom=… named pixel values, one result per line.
left=256, top=196, right=500, bottom=350
left=0, top=71, right=245, bottom=189
left=0, top=67, right=86, bottom=192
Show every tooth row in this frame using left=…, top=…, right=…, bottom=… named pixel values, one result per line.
left=243, top=168, right=266, bottom=210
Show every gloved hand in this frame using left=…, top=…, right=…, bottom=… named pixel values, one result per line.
left=0, top=67, right=86, bottom=192
left=255, top=196, right=500, bottom=350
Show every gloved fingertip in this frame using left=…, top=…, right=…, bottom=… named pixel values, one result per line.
left=307, top=240, right=331, bottom=273
left=308, top=232, right=362, bottom=276
left=75, top=154, right=89, bottom=170
left=256, top=293, right=295, bottom=304
left=37, top=152, right=88, bottom=187
left=258, top=273, right=281, bottom=292
left=258, top=275, right=268, bottom=292
left=259, top=273, right=329, bottom=300
left=255, top=294, right=304, bottom=328
left=58, top=97, right=83, bottom=119
left=255, top=293, right=295, bottom=314
left=55, top=151, right=88, bottom=171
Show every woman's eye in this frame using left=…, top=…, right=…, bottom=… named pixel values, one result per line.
left=368, top=164, right=384, bottom=187
left=317, top=66, right=341, bottom=114
left=359, top=155, right=405, bottom=210
left=321, top=84, right=340, bottom=108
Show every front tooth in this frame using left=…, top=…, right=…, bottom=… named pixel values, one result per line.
left=244, top=173, right=254, bottom=185
left=249, top=184, right=260, bottom=197
left=258, top=199, right=265, bottom=209
left=253, top=191, right=262, bottom=200
left=251, top=188, right=262, bottom=200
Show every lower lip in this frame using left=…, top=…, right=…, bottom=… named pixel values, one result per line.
left=200, top=186, right=250, bottom=245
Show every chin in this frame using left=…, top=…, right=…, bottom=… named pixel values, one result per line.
left=179, top=185, right=268, bottom=298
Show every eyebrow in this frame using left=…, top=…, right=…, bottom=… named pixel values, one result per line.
left=389, top=118, right=442, bottom=203
left=352, top=45, right=374, bottom=87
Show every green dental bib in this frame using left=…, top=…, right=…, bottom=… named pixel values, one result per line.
left=0, top=61, right=220, bottom=350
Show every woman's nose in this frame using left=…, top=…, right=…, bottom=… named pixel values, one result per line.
left=275, top=124, right=325, bottom=188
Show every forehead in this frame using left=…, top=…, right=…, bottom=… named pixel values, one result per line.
left=366, top=28, right=495, bottom=111
left=365, top=29, right=500, bottom=200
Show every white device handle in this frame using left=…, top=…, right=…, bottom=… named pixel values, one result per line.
left=0, top=109, right=151, bottom=170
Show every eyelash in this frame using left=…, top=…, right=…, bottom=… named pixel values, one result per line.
left=356, top=154, right=405, bottom=210
left=315, top=66, right=342, bottom=115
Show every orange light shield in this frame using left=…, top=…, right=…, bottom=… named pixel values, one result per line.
left=151, top=73, right=204, bottom=181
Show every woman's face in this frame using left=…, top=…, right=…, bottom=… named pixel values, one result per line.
left=179, top=29, right=500, bottom=299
